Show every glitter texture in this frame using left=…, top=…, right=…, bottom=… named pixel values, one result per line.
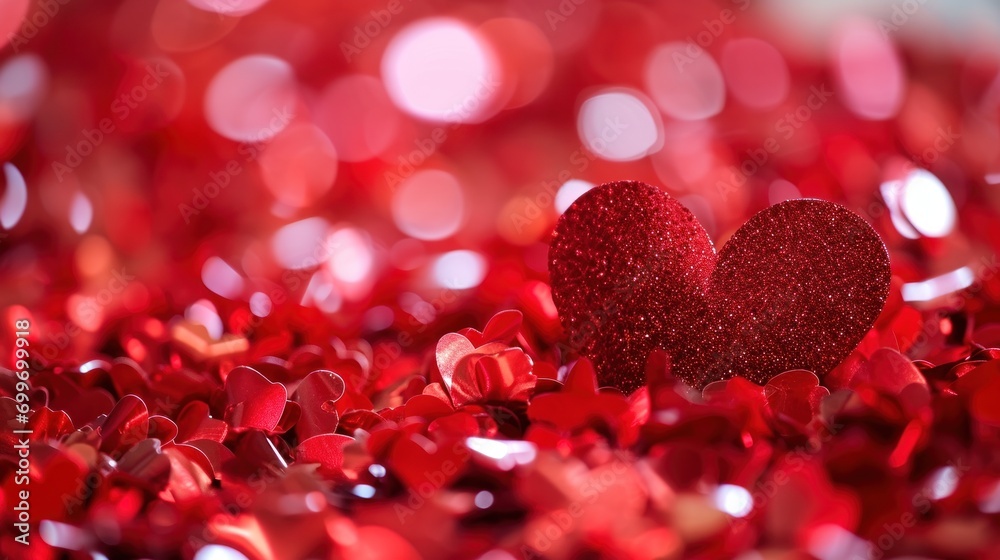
left=549, top=180, right=891, bottom=391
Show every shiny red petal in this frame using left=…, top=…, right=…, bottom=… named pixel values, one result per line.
left=451, top=348, right=535, bottom=407
left=294, top=369, right=346, bottom=440
left=564, top=357, right=599, bottom=394
left=182, top=438, right=236, bottom=479
left=296, top=433, right=355, bottom=477
left=427, top=411, right=482, bottom=438
left=481, top=309, right=524, bottom=344
left=28, top=407, right=75, bottom=440
left=99, top=394, right=149, bottom=454
left=108, top=358, right=150, bottom=400
left=176, top=401, right=229, bottom=443
left=273, top=400, right=300, bottom=434
left=404, top=393, right=455, bottom=421
left=147, top=414, right=178, bottom=444
left=764, top=369, right=829, bottom=426
left=387, top=433, right=466, bottom=489
left=116, top=438, right=172, bottom=491
left=224, top=366, right=288, bottom=432
left=852, top=348, right=929, bottom=395
left=435, top=333, right=474, bottom=392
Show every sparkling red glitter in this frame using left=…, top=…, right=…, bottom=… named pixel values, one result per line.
left=550, top=181, right=891, bottom=391
left=2, top=2, right=1000, bottom=559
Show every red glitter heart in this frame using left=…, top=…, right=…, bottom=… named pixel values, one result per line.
left=549, top=181, right=891, bottom=392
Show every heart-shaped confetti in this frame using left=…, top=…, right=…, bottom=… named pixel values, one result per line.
left=223, top=366, right=289, bottom=432
left=293, top=369, right=347, bottom=440
left=549, top=181, right=891, bottom=391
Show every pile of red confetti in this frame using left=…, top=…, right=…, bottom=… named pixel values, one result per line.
left=3, top=298, right=1000, bottom=558
left=3, top=0, right=1000, bottom=558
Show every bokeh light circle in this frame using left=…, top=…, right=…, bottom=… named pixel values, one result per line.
left=193, top=545, right=250, bottom=560
left=315, top=75, right=401, bottom=162
left=324, top=226, right=375, bottom=300
left=151, top=0, right=241, bottom=52
left=555, top=179, right=595, bottom=214
left=432, top=250, right=487, bottom=289
left=391, top=169, right=465, bottom=240
left=478, top=18, right=554, bottom=110
left=1, top=163, right=27, bottom=229
left=186, top=299, right=224, bottom=339
left=833, top=19, right=905, bottom=120
left=0, top=54, right=48, bottom=123
left=271, top=217, right=332, bottom=269
left=899, top=169, right=956, bottom=238
left=768, top=179, right=801, bottom=205
left=249, top=292, right=272, bottom=317
left=381, top=18, right=501, bottom=123
left=204, top=55, right=297, bottom=142
left=69, top=192, right=93, bottom=234
left=187, top=0, right=268, bottom=17
left=577, top=89, right=662, bottom=161
left=645, top=42, right=726, bottom=121
left=202, top=257, right=244, bottom=299
left=259, top=123, right=338, bottom=208
left=721, top=38, right=790, bottom=109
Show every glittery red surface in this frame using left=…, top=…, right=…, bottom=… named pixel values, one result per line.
left=550, top=181, right=891, bottom=391
left=3, top=1, right=1000, bottom=559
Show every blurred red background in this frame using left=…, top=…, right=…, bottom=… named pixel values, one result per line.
left=3, top=0, right=1000, bottom=558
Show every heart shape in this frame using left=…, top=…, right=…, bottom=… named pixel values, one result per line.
left=99, top=394, right=149, bottom=454
left=549, top=181, right=890, bottom=392
left=223, top=366, right=288, bottom=432
left=293, top=369, right=346, bottom=440
left=175, top=401, right=229, bottom=443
